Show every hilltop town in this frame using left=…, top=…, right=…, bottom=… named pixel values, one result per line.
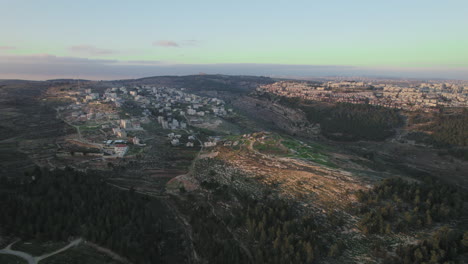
left=52, top=84, right=232, bottom=164
left=256, top=79, right=468, bottom=111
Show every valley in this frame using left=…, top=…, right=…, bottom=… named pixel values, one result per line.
left=0, top=75, right=467, bottom=263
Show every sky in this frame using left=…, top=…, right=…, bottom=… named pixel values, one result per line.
left=1, top=0, right=467, bottom=80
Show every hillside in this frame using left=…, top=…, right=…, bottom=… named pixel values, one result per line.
left=0, top=76, right=467, bottom=264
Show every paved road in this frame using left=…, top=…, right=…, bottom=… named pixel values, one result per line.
left=36, top=238, right=82, bottom=262
left=0, top=240, right=35, bottom=264
left=0, top=238, right=82, bottom=264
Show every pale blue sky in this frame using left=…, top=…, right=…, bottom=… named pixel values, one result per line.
left=1, top=0, right=467, bottom=79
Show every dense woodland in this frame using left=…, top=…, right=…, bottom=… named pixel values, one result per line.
left=0, top=167, right=186, bottom=264
left=405, top=110, right=468, bottom=160
left=355, top=177, right=468, bottom=263
left=393, top=227, right=468, bottom=264
left=274, top=95, right=403, bottom=141
left=407, top=109, right=468, bottom=149
left=183, top=179, right=343, bottom=264
left=424, top=109, right=468, bottom=147
left=302, top=102, right=403, bottom=141
left=356, top=177, right=465, bottom=234
left=183, top=197, right=250, bottom=263
left=236, top=199, right=340, bottom=263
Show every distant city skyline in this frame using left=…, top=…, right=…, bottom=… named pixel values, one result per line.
left=1, top=0, right=467, bottom=80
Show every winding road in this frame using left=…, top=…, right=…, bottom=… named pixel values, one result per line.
left=0, top=238, right=82, bottom=264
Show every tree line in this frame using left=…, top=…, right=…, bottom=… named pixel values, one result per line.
left=273, top=95, right=404, bottom=141
left=237, top=199, right=342, bottom=263
left=355, top=177, right=468, bottom=263
left=301, top=102, right=403, bottom=141
left=406, top=109, right=468, bottom=160
left=184, top=178, right=345, bottom=264
left=423, top=109, right=468, bottom=147
left=0, top=167, right=187, bottom=264
left=392, top=227, right=468, bottom=264
left=355, top=177, right=466, bottom=234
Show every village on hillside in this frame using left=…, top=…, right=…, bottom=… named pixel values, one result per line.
left=257, top=80, right=468, bottom=111
left=52, top=85, right=233, bottom=167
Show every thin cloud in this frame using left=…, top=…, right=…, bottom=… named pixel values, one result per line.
left=153, top=40, right=179, bottom=47
left=0, top=46, right=16, bottom=50
left=1, top=54, right=467, bottom=80
left=1, top=54, right=118, bottom=64
left=125, top=60, right=165, bottom=65
left=69, top=45, right=117, bottom=56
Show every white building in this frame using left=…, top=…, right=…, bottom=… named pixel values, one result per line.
left=132, top=136, right=140, bottom=145
left=114, top=144, right=128, bottom=157
left=187, top=109, right=196, bottom=115
left=204, top=142, right=217, bottom=147
left=120, top=119, right=131, bottom=129
left=171, top=139, right=180, bottom=146
left=132, top=121, right=141, bottom=129
left=171, top=119, right=180, bottom=129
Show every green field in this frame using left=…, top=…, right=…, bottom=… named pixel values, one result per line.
left=253, top=138, right=288, bottom=154
left=282, top=139, right=337, bottom=168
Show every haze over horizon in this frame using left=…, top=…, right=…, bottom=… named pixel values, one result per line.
left=1, top=0, right=467, bottom=80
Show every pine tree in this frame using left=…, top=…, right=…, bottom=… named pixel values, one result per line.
left=426, top=210, right=433, bottom=226
left=304, top=242, right=314, bottom=263
left=328, top=243, right=340, bottom=257
left=463, top=231, right=468, bottom=247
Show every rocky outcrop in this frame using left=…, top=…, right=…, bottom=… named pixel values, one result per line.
left=227, top=95, right=320, bottom=138
left=192, top=158, right=265, bottom=199
left=166, top=174, right=200, bottom=193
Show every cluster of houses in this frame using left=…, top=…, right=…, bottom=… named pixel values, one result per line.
left=104, top=118, right=145, bottom=157
left=166, top=132, right=227, bottom=148
left=157, top=116, right=187, bottom=130
left=56, top=84, right=235, bottom=159
left=167, top=133, right=195, bottom=147
left=257, top=80, right=468, bottom=112
left=152, top=88, right=228, bottom=131
left=62, top=84, right=230, bottom=128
